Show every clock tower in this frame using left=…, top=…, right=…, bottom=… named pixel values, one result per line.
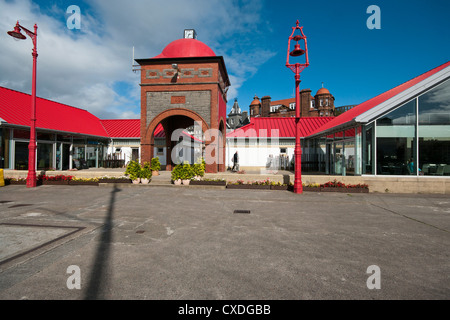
left=136, top=33, right=230, bottom=173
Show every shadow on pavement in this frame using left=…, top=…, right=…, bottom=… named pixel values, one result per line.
left=84, top=185, right=120, bottom=300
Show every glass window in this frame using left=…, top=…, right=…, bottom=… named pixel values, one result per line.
left=57, top=134, right=72, bottom=142
left=419, top=79, right=450, bottom=125
left=344, top=140, right=355, bottom=176
left=1, top=128, right=10, bottom=169
left=334, top=142, right=343, bottom=175
left=363, top=124, right=374, bottom=174
left=14, top=141, right=28, bottom=170
left=418, top=79, right=450, bottom=175
left=73, top=146, right=85, bottom=169
left=13, top=129, right=30, bottom=139
left=37, top=132, right=54, bottom=141
left=355, top=126, right=362, bottom=175
left=376, top=100, right=416, bottom=175
left=37, top=143, right=54, bottom=170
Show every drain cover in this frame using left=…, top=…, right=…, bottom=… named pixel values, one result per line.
left=233, top=210, right=250, bottom=214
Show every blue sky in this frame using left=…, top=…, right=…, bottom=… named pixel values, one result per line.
left=1, top=0, right=449, bottom=119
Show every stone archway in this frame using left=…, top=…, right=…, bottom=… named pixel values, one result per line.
left=142, top=108, right=211, bottom=171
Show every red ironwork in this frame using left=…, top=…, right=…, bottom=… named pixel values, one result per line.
left=286, top=20, right=309, bottom=194
left=7, top=21, right=38, bottom=188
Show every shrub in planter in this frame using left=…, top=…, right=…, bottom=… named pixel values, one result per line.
left=171, top=164, right=183, bottom=185
left=141, top=162, right=152, bottom=184
left=151, top=157, right=161, bottom=176
left=180, top=162, right=193, bottom=185
left=191, top=157, right=205, bottom=180
left=125, top=160, right=142, bottom=183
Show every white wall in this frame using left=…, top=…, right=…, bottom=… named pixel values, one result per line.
left=226, top=138, right=295, bottom=169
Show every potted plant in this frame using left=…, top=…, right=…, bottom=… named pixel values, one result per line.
left=171, top=164, right=183, bottom=185
left=151, top=157, right=161, bottom=176
left=141, top=162, right=152, bottom=184
left=191, top=157, right=205, bottom=180
left=125, top=160, right=142, bottom=184
left=181, top=162, right=193, bottom=185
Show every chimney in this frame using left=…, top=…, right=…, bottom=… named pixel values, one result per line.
left=261, top=96, right=271, bottom=117
left=300, top=89, right=312, bottom=117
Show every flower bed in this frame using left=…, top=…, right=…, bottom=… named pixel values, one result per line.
left=5, top=178, right=26, bottom=185
left=69, top=177, right=99, bottom=186
left=226, top=179, right=271, bottom=189
left=190, top=179, right=226, bottom=186
left=270, top=182, right=289, bottom=190
left=39, top=174, right=73, bottom=185
left=227, top=184, right=271, bottom=189
left=300, top=180, right=369, bottom=193
left=97, top=177, right=132, bottom=183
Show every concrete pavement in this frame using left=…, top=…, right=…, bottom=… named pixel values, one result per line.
left=0, top=184, right=449, bottom=300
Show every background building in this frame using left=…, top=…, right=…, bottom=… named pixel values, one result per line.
left=249, top=86, right=336, bottom=118
left=226, top=98, right=250, bottom=130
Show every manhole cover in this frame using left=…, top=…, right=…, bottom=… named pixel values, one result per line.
left=233, top=210, right=251, bottom=214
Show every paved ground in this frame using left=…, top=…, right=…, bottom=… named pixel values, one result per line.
left=0, top=184, right=449, bottom=300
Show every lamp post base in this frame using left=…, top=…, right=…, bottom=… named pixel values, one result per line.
left=26, top=171, right=37, bottom=188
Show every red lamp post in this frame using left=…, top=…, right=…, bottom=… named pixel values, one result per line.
left=286, top=20, right=309, bottom=194
left=8, top=21, right=38, bottom=188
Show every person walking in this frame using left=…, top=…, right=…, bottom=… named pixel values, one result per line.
left=232, top=151, right=239, bottom=171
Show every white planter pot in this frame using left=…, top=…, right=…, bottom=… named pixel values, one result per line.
left=132, top=178, right=141, bottom=184
left=174, top=179, right=182, bottom=185
left=141, top=178, right=150, bottom=184
left=182, top=179, right=190, bottom=185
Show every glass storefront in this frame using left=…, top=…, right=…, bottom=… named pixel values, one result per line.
left=418, top=80, right=450, bottom=175
left=309, top=78, right=450, bottom=176
left=0, top=127, right=108, bottom=170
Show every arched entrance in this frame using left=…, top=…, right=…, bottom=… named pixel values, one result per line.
left=142, top=109, right=210, bottom=171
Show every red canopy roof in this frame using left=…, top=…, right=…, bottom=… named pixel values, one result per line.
left=0, top=86, right=109, bottom=137
left=101, top=119, right=140, bottom=138
left=308, top=61, right=450, bottom=137
left=227, top=117, right=334, bottom=138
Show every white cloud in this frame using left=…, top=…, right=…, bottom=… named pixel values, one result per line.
left=0, top=0, right=274, bottom=119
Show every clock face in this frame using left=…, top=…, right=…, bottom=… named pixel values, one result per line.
left=184, top=29, right=195, bottom=39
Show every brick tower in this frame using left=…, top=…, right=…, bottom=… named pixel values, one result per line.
left=136, top=31, right=230, bottom=173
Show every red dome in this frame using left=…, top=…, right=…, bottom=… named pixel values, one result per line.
left=316, top=87, right=330, bottom=95
left=152, top=38, right=216, bottom=59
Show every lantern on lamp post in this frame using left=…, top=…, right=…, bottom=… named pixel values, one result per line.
left=286, top=20, right=309, bottom=194
left=7, top=21, right=38, bottom=188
